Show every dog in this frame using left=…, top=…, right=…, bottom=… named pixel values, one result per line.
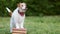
left=6, top=2, right=27, bottom=32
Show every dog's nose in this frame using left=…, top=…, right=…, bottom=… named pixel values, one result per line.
left=24, top=8, right=28, bottom=10
left=26, top=8, right=28, bottom=9
left=25, top=8, right=28, bottom=10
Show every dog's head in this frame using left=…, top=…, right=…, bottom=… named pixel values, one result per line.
left=17, top=2, right=27, bottom=12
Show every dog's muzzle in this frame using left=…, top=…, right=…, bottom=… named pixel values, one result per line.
left=19, top=8, right=27, bottom=12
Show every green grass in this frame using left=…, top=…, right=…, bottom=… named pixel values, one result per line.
left=0, top=16, right=60, bottom=34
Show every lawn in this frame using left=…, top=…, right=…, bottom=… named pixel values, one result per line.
left=0, top=16, right=60, bottom=34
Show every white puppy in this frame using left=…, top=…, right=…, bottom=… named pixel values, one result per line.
left=9, top=2, right=27, bottom=32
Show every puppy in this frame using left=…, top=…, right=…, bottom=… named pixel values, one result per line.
left=9, top=2, right=27, bottom=32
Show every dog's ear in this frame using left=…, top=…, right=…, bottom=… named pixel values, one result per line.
left=17, top=3, right=20, bottom=7
left=17, top=2, right=22, bottom=7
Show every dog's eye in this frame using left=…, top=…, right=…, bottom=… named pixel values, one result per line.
left=22, top=5, right=23, bottom=7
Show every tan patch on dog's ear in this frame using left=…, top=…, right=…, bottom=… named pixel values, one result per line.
left=17, top=2, right=21, bottom=7
left=17, top=3, right=20, bottom=7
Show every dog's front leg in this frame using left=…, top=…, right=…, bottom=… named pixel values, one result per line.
left=15, top=23, right=20, bottom=29
left=14, top=16, right=20, bottom=29
left=20, top=20, right=24, bottom=28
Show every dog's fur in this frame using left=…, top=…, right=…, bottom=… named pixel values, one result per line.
left=10, top=2, right=27, bottom=32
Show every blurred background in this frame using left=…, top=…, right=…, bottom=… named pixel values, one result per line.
left=0, top=0, right=60, bottom=17
left=0, top=0, right=60, bottom=34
